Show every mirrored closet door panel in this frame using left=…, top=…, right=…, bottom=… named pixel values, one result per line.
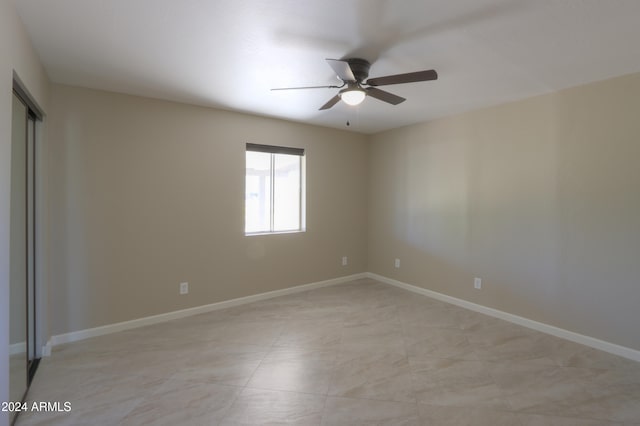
left=10, top=87, right=41, bottom=425
left=9, top=91, right=28, bottom=422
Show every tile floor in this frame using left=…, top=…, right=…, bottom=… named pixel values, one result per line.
left=16, top=278, right=640, bottom=425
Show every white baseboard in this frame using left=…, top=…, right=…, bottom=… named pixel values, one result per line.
left=14, top=339, right=52, bottom=357
left=367, top=272, right=640, bottom=363
left=44, top=271, right=640, bottom=363
left=9, top=342, right=26, bottom=356
left=48, top=273, right=367, bottom=349
left=41, top=340, right=52, bottom=357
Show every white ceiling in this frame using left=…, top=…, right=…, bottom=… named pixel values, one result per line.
left=14, top=0, right=640, bottom=134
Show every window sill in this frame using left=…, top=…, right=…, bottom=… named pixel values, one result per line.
left=245, top=229, right=306, bottom=237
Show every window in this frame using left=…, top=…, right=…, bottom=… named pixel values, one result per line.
left=245, top=143, right=305, bottom=234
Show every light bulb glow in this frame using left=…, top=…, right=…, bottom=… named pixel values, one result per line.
left=340, top=89, right=366, bottom=106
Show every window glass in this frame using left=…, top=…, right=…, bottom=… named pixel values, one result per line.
left=245, top=151, right=271, bottom=234
left=273, top=154, right=300, bottom=231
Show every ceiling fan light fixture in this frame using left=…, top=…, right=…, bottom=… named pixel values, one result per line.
left=340, top=88, right=366, bottom=106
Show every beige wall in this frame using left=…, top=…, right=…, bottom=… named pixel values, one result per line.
left=1, top=0, right=49, bottom=422
left=47, top=84, right=368, bottom=335
left=47, top=72, right=640, bottom=352
left=368, top=72, right=640, bottom=351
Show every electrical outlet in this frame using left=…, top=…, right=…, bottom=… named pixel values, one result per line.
left=394, top=258, right=400, bottom=268
left=180, top=282, right=189, bottom=295
left=342, top=256, right=348, bottom=266
left=474, top=277, right=482, bottom=290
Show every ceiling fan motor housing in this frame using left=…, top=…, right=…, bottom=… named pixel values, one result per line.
left=346, top=58, right=371, bottom=83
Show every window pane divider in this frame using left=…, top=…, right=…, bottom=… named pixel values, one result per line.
left=269, top=153, right=275, bottom=232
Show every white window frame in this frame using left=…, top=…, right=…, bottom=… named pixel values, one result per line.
left=245, top=143, right=306, bottom=235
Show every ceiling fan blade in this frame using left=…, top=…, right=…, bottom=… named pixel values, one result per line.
left=326, top=59, right=356, bottom=82
left=366, top=69, right=438, bottom=86
left=366, top=87, right=406, bottom=105
left=319, top=94, right=341, bottom=110
left=271, top=84, right=342, bottom=91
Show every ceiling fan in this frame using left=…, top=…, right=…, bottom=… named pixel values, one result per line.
left=272, top=58, right=438, bottom=110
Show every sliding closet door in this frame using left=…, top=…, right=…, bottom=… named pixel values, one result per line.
left=9, top=93, right=28, bottom=417
left=26, top=106, right=38, bottom=378
left=9, top=87, right=41, bottom=425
